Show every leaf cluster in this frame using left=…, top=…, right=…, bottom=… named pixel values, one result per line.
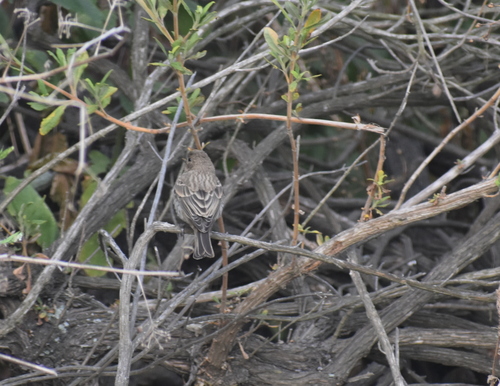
left=142, top=0, right=216, bottom=75
left=27, top=48, right=117, bottom=134
left=263, top=0, right=325, bottom=106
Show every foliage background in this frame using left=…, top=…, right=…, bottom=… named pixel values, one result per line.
left=0, top=0, right=500, bottom=385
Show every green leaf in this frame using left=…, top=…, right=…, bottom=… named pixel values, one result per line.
left=269, top=0, right=294, bottom=25
left=47, top=49, right=64, bottom=67
left=197, top=2, right=217, bottom=26
left=83, top=74, right=117, bottom=110
left=294, top=103, right=303, bottom=114
left=0, top=231, right=23, bottom=245
left=188, top=88, right=201, bottom=103
left=77, top=208, right=127, bottom=276
left=374, top=196, right=391, bottom=208
left=284, top=2, right=300, bottom=20
left=36, top=79, right=49, bottom=95
left=84, top=96, right=99, bottom=114
left=40, top=105, right=67, bottom=135
left=202, top=1, right=215, bottom=15
left=57, top=48, right=67, bottom=67
left=282, top=35, right=291, bottom=47
left=101, top=69, right=114, bottom=85
left=191, top=2, right=208, bottom=29
left=170, top=61, right=192, bottom=75
left=27, top=91, right=51, bottom=111
left=0, top=6, right=9, bottom=37
left=161, top=0, right=174, bottom=11
left=170, top=38, right=182, bottom=55
left=23, top=50, right=49, bottom=74
left=304, top=8, right=321, bottom=30
left=153, top=37, right=169, bottom=57
left=88, top=150, right=111, bottom=175
left=189, top=50, right=206, bottom=60
left=156, top=5, right=167, bottom=20
left=264, top=27, right=280, bottom=54
left=28, top=102, right=49, bottom=111
left=149, top=62, right=169, bottom=67
left=0, top=146, right=14, bottom=161
left=182, top=1, right=194, bottom=19
left=84, top=78, right=96, bottom=94
left=96, top=84, right=118, bottom=108
left=185, top=32, right=201, bottom=51
left=3, top=177, right=59, bottom=249
left=78, top=179, right=127, bottom=276
left=188, top=89, right=204, bottom=109
left=70, top=50, right=89, bottom=84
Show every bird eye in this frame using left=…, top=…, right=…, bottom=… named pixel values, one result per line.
left=187, top=157, right=191, bottom=162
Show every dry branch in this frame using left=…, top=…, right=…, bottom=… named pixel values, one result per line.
left=1, top=1, right=500, bottom=385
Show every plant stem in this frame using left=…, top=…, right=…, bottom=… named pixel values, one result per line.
left=287, top=52, right=300, bottom=246
left=172, top=0, right=201, bottom=149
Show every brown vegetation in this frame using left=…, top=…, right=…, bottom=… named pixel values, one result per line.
left=1, top=0, right=500, bottom=385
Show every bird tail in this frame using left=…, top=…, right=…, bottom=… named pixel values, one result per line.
left=193, top=231, right=215, bottom=259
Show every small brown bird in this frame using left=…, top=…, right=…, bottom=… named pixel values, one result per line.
left=174, top=150, right=223, bottom=259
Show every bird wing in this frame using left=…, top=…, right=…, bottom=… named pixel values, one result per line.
left=174, top=174, right=223, bottom=233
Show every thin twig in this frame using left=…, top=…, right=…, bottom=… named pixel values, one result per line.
left=396, top=85, right=500, bottom=209
left=348, top=249, right=407, bottom=386
left=0, top=254, right=180, bottom=277
left=0, top=353, right=57, bottom=376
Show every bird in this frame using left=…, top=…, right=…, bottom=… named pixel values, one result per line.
left=173, top=150, right=223, bottom=259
